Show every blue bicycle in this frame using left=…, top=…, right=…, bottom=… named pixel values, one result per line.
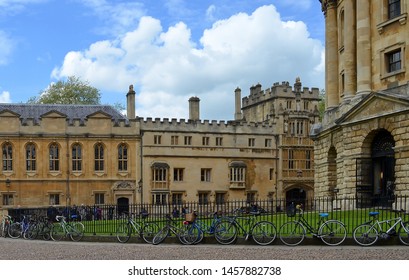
left=189, top=211, right=224, bottom=244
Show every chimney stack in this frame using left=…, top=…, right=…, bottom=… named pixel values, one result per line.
left=189, top=96, right=200, bottom=121
left=126, top=84, right=136, bottom=119
left=234, top=87, right=242, bottom=120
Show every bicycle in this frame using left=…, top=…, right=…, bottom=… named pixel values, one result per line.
left=186, top=211, right=225, bottom=244
left=152, top=214, right=200, bottom=245
left=213, top=208, right=277, bottom=245
left=0, top=215, right=12, bottom=237
left=278, top=204, right=347, bottom=246
left=8, top=215, right=31, bottom=239
left=116, top=212, right=159, bottom=244
left=353, top=211, right=409, bottom=246
left=24, top=216, right=52, bottom=240
left=50, top=215, right=85, bottom=241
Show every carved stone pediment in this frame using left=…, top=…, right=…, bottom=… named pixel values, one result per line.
left=336, top=92, right=409, bottom=125
left=112, top=181, right=136, bottom=190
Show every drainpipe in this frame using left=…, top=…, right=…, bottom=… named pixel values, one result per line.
left=66, top=135, right=70, bottom=207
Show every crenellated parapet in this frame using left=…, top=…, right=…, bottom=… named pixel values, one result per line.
left=242, top=80, right=320, bottom=109
left=139, top=117, right=275, bottom=134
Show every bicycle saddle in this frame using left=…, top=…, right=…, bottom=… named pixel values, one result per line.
left=369, top=211, right=379, bottom=216
left=319, top=213, right=329, bottom=218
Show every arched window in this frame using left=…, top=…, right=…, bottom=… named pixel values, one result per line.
left=72, top=144, right=82, bottom=172
left=118, top=144, right=128, bottom=171
left=26, top=143, right=36, bottom=171
left=2, top=142, right=13, bottom=171
left=49, top=143, right=60, bottom=171
left=94, top=143, right=104, bottom=172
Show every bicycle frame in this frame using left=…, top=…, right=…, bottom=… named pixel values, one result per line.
left=367, top=216, right=404, bottom=234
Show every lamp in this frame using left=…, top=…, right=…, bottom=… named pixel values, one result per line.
left=5, top=178, right=10, bottom=188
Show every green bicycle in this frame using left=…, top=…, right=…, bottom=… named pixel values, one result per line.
left=50, top=215, right=85, bottom=242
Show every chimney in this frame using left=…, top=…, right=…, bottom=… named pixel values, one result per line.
left=127, top=84, right=136, bottom=119
left=188, top=96, right=200, bottom=121
left=234, top=87, right=242, bottom=120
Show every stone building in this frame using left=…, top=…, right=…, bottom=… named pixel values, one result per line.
left=312, top=0, right=409, bottom=208
left=0, top=79, right=319, bottom=209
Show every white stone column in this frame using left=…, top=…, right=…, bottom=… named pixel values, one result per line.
left=356, top=0, right=371, bottom=96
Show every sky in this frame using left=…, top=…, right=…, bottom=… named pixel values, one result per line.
left=0, top=0, right=325, bottom=120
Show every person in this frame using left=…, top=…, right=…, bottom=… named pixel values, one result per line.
left=47, top=205, right=58, bottom=222
left=172, top=207, right=180, bottom=218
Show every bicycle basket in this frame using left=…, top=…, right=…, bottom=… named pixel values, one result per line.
left=185, top=212, right=196, bottom=223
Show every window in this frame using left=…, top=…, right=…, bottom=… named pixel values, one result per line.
left=172, top=193, right=183, bottom=205
left=198, top=192, right=209, bottom=205
left=216, top=137, right=223, bottom=146
left=288, top=150, right=295, bottom=169
left=26, top=143, right=36, bottom=171
left=72, top=144, right=82, bottom=172
left=152, top=163, right=169, bottom=189
left=152, top=193, right=168, bottom=205
left=286, top=101, right=292, bottom=109
left=2, top=194, right=13, bottom=206
left=248, top=138, right=255, bottom=147
left=265, top=139, right=272, bottom=148
left=215, top=193, right=226, bottom=205
left=95, top=193, right=105, bottom=204
left=94, top=143, right=104, bottom=172
left=173, top=168, right=184, bottom=181
left=296, top=121, right=304, bottom=135
left=388, top=50, right=401, bottom=73
left=304, top=101, right=309, bottom=111
left=269, top=168, right=274, bottom=180
left=118, top=144, right=128, bottom=171
left=49, top=194, right=60, bottom=205
left=49, top=143, right=60, bottom=171
left=171, top=136, right=179, bottom=145
left=202, top=137, right=209, bottom=146
left=246, top=192, right=256, bottom=203
left=201, top=168, right=211, bottom=182
left=230, top=167, right=245, bottom=183
left=184, top=136, right=192, bottom=145
left=305, top=150, right=311, bottom=168
left=2, top=143, right=12, bottom=171
left=388, top=0, right=401, bottom=19
left=154, top=135, right=162, bottom=145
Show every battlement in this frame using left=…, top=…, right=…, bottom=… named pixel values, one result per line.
left=242, top=80, right=320, bottom=108
left=139, top=117, right=275, bottom=134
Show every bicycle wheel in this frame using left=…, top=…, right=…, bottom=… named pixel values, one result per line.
left=24, top=223, right=39, bottom=240
left=178, top=223, right=200, bottom=245
left=141, top=222, right=160, bottom=244
left=50, top=223, right=65, bottom=241
left=116, top=222, right=132, bottom=243
left=214, top=219, right=237, bottom=245
left=42, top=223, right=52, bottom=241
left=353, top=224, right=378, bottom=246
left=8, top=223, right=22, bottom=239
left=318, top=220, right=347, bottom=246
left=69, top=222, right=84, bottom=241
left=251, top=221, right=277, bottom=245
left=152, top=226, right=170, bottom=245
left=398, top=222, right=409, bottom=245
left=279, top=221, right=305, bottom=246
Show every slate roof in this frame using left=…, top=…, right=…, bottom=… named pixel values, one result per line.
left=0, top=104, right=129, bottom=125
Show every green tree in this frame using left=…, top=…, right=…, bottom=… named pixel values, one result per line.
left=28, top=76, right=101, bottom=105
left=318, top=89, right=326, bottom=121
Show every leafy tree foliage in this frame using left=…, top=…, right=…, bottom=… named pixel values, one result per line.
left=28, top=76, right=101, bottom=105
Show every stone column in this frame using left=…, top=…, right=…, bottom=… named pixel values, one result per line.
left=323, top=0, right=339, bottom=109
left=343, top=0, right=357, bottom=101
left=356, top=0, right=371, bottom=96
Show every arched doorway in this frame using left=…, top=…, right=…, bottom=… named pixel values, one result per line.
left=117, top=197, right=129, bottom=215
left=371, top=130, right=395, bottom=206
left=286, top=188, right=306, bottom=209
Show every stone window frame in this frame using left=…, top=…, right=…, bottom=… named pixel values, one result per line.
left=25, top=142, right=37, bottom=173
left=380, top=42, right=406, bottom=79
left=71, top=143, right=83, bottom=173
left=117, top=143, right=129, bottom=172
left=2, top=142, right=13, bottom=172
left=377, top=0, right=407, bottom=34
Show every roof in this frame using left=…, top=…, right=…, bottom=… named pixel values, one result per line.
left=0, top=104, right=128, bottom=124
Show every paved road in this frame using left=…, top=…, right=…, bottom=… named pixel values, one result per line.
left=1, top=237, right=408, bottom=260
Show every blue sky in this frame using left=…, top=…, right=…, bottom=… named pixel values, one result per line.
left=0, top=0, right=325, bottom=120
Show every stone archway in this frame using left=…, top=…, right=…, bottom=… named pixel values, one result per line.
left=371, top=129, right=395, bottom=206
left=117, top=197, right=129, bottom=215
left=285, top=187, right=307, bottom=209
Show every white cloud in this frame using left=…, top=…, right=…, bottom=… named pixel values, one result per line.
left=0, top=0, right=47, bottom=15
left=52, top=5, right=324, bottom=120
left=0, top=91, right=11, bottom=103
